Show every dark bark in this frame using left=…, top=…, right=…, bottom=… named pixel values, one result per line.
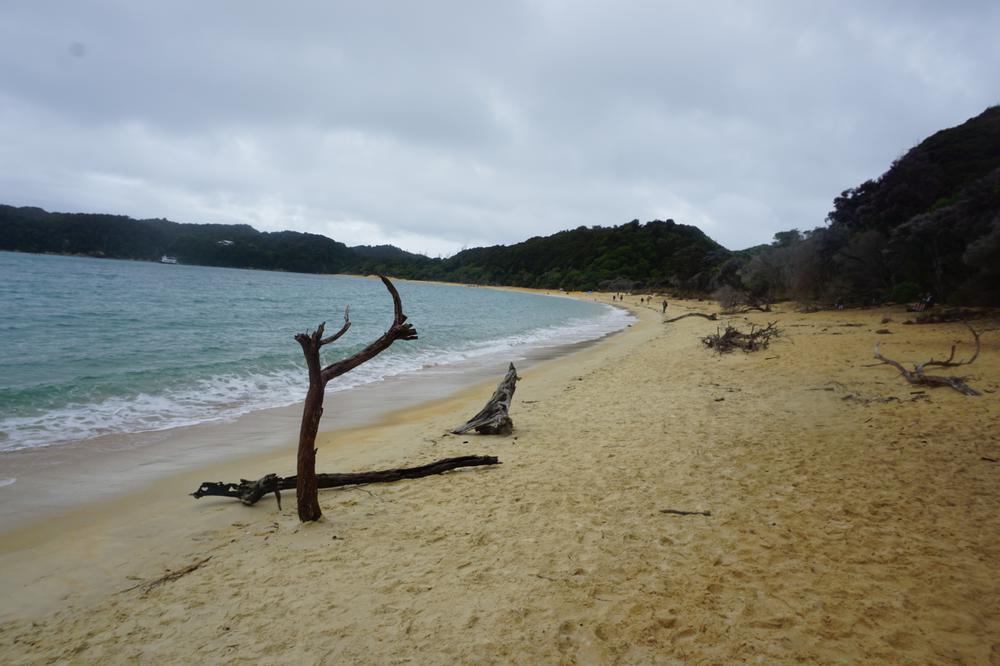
left=664, top=312, right=718, bottom=323
left=190, top=456, right=500, bottom=507
left=292, top=276, right=417, bottom=521
left=452, top=363, right=519, bottom=435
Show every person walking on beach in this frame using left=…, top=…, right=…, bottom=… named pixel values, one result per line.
left=662, top=299, right=668, bottom=313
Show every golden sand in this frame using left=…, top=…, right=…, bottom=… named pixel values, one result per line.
left=1, top=296, right=998, bottom=664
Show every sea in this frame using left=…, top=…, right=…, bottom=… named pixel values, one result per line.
left=0, top=251, right=632, bottom=460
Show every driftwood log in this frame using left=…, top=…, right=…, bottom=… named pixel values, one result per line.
left=664, top=312, right=718, bottom=323
left=452, top=363, right=519, bottom=435
left=874, top=323, right=982, bottom=396
left=191, top=455, right=500, bottom=508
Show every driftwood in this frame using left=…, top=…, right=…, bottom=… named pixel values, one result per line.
left=703, top=322, right=780, bottom=353
left=191, top=455, right=500, bottom=508
left=664, top=312, right=718, bottom=323
left=452, top=363, right=519, bottom=435
left=874, top=323, right=982, bottom=396
left=293, top=275, right=417, bottom=521
left=122, top=557, right=213, bottom=595
left=660, top=509, right=712, bottom=517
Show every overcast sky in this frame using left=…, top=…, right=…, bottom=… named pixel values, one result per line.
left=1, top=1, right=997, bottom=255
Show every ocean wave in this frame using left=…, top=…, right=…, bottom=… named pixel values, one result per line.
left=0, top=304, right=633, bottom=452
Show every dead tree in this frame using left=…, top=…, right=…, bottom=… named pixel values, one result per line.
left=453, top=363, right=519, bottom=435
left=191, top=455, right=500, bottom=508
left=293, top=276, right=417, bottom=521
left=873, top=323, right=982, bottom=396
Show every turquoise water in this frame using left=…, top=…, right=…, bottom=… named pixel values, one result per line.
left=0, top=252, right=630, bottom=452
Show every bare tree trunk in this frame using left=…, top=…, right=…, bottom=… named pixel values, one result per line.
left=292, top=276, right=417, bottom=521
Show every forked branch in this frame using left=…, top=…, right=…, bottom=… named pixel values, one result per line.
left=873, top=323, right=982, bottom=396
left=320, top=277, right=417, bottom=384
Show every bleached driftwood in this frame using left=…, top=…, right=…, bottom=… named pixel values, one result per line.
left=452, top=363, right=519, bottom=435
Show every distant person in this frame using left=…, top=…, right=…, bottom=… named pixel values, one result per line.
left=662, top=300, right=668, bottom=313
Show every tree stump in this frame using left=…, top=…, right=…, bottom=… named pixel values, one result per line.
left=452, top=363, right=519, bottom=435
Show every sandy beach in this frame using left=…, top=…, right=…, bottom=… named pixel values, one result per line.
left=2, top=295, right=999, bottom=664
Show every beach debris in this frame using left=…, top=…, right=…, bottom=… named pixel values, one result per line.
left=664, top=312, right=718, bottom=323
left=191, top=456, right=501, bottom=507
left=702, top=322, right=780, bottom=353
left=659, top=509, right=712, bottom=517
left=452, top=363, right=519, bottom=435
left=873, top=322, right=982, bottom=396
left=121, top=556, right=212, bottom=595
left=292, top=275, right=418, bottom=522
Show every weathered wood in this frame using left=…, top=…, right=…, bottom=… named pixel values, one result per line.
left=702, top=322, right=780, bottom=353
left=452, top=363, right=519, bottom=435
left=660, top=509, right=712, bottom=517
left=873, top=323, right=982, bottom=396
left=293, top=275, right=417, bottom=521
left=190, top=455, right=501, bottom=507
left=664, top=312, right=718, bottom=323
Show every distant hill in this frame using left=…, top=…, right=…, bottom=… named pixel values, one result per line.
left=366, top=219, right=727, bottom=292
left=0, top=206, right=359, bottom=274
left=733, top=105, right=1000, bottom=305
left=349, top=244, right=427, bottom=262
left=0, top=207, right=731, bottom=292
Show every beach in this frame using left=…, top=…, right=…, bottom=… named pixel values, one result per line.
left=2, top=295, right=999, bottom=664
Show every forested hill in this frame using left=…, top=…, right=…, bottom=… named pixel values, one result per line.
left=367, top=219, right=726, bottom=292
left=0, top=207, right=728, bottom=292
left=0, top=207, right=359, bottom=274
left=726, top=105, right=1000, bottom=305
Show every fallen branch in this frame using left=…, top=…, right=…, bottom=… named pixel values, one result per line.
left=452, top=363, right=519, bottom=435
left=191, top=455, right=501, bottom=507
left=122, top=557, right=212, bottom=595
left=873, top=323, right=982, bottom=396
left=660, top=509, right=712, bottom=517
left=664, top=312, right=718, bottom=323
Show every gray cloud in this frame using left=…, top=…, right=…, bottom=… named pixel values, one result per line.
left=1, top=1, right=997, bottom=255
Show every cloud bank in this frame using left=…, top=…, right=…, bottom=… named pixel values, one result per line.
left=1, top=1, right=997, bottom=255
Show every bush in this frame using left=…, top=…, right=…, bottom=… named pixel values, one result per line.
left=890, top=281, right=922, bottom=303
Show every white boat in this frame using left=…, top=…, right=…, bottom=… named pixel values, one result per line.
left=160, top=255, right=178, bottom=264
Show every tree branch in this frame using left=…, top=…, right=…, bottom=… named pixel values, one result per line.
left=319, top=306, right=351, bottom=346
left=873, top=324, right=982, bottom=396
left=320, top=276, right=417, bottom=384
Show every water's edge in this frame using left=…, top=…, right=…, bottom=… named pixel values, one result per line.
left=0, top=296, right=634, bottom=532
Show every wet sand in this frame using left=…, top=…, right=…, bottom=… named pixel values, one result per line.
left=2, top=296, right=998, bottom=664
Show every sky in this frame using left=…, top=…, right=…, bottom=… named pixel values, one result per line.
left=1, top=1, right=998, bottom=256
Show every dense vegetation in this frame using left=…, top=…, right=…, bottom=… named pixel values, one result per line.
left=728, top=106, right=1000, bottom=305
left=0, top=207, right=726, bottom=293
left=3, top=106, right=998, bottom=303
left=361, top=219, right=726, bottom=292
left=0, top=207, right=359, bottom=274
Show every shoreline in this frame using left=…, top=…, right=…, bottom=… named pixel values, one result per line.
left=0, top=283, right=632, bottom=533
left=3, top=296, right=998, bottom=663
left=0, top=290, right=643, bottom=619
